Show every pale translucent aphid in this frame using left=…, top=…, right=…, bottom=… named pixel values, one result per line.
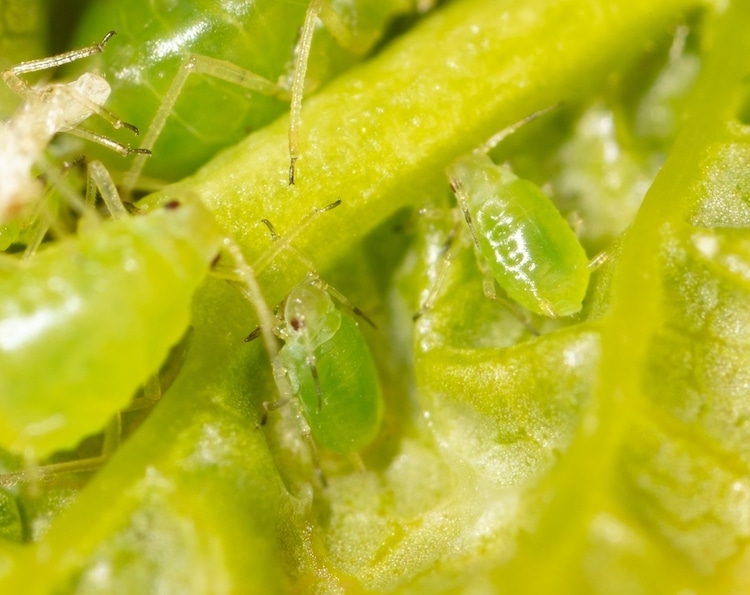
left=246, top=204, right=383, bottom=456
left=275, top=276, right=383, bottom=455
left=122, top=0, right=360, bottom=195
left=417, top=107, right=594, bottom=320
left=0, top=182, right=280, bottom=476
left=0, top=31, right=149, bottom=222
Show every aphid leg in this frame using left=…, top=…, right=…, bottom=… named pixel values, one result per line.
left=450, top=177, right=483, bottom=253
left=307, top=273, right=377, bottom=329
left=295, top=409, right=328, bottom=487
left=288, top=0, right=323, bottom=185
left=2, top=30, right=145, bottom=138
left=260, top=396, right=293, bottom=427
left=588, top=250, right=609, bottom=271
left=86, top=160, right=129, bottom=220
left=135, top=375, right=162, bottom=408
left=474, top=258, right=541, bottom=334
left=0, top=415, right=121, bottom=489
left=1, top=30, right=116, bottom=97
left=21, top=157, right=87, bottom=259
left=221, top=237, right=299, bottom=429
left=123, top=54, right=287, bottom=198
left=299, top=325, right=324, bottom=410
left=414, top=214, right=461, bottom=320
left=21, top=154, right=101, bottom=254
left=474, top=103, right=562, bottom=155
left=253, top=199, right=341, bottom=273
left=67, top=128, right=152, bottom=158
left=347, top=452, right=366, bottom=473
left=244, top=321, right=298, bottom=427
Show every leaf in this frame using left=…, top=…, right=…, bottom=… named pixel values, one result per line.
left=0, top=0, right=730, bottom=592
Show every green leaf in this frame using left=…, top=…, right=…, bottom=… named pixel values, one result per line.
left=8, top=0, right=746, bottom=592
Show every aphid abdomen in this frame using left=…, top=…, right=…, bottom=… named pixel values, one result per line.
left=452, top=154, right=590, bottom=317
left=0, top=200, right=221, bottom=457
left=282, top=315, right=383, bottom=454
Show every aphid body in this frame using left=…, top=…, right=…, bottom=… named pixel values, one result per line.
left=0, top=198, right=222, bottom=458
left=277, top=280, right=383, bottom=454
left=71, top=0, right=421, bottom=186
left=448, top=152, right=590, bottom=317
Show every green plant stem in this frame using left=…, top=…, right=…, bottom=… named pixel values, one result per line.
left=1, top=0, right=705, bottom=591
left=158, top=0, right=701, bottom=304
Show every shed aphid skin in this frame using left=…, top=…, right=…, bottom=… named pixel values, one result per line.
left=416, top=106, right=592, bottom=320
left=0, top=31, right=150, bottom=223
left=245, top=205, right=383, bottom=456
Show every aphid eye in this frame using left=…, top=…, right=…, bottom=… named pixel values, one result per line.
left=291, top=317, right=303, bottom=331
left=163, top=200, right=181, bottom=210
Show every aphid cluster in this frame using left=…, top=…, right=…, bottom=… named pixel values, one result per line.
left=0, top=2, right=598, bottom=490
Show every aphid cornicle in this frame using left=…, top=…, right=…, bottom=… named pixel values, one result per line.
left=276, top=278, right=383, bottom=454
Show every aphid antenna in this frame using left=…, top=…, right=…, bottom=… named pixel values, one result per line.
left=253, top=198, right=341, bottom=273
left=413, top=217, right=461, bottom=321
left=222, top=237, right=298, bottom=422
left=2, top=31, right=116, bottom=85
left=307, top=274, right=377, bottom=329
left=255, top=200, right=375, bottom=328
left=474, top=103, right=562, bottom=156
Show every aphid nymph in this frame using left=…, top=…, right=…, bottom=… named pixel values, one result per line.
left=276, top=275, right=383, bottom=455
left=246, top=203, right=384, bottom=457
left=417, top=106, right=593, bottom=320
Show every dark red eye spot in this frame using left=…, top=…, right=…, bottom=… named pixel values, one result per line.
left=291, top=318, right=301, bottom=331
left=163, top=200, right=181, bottom=210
